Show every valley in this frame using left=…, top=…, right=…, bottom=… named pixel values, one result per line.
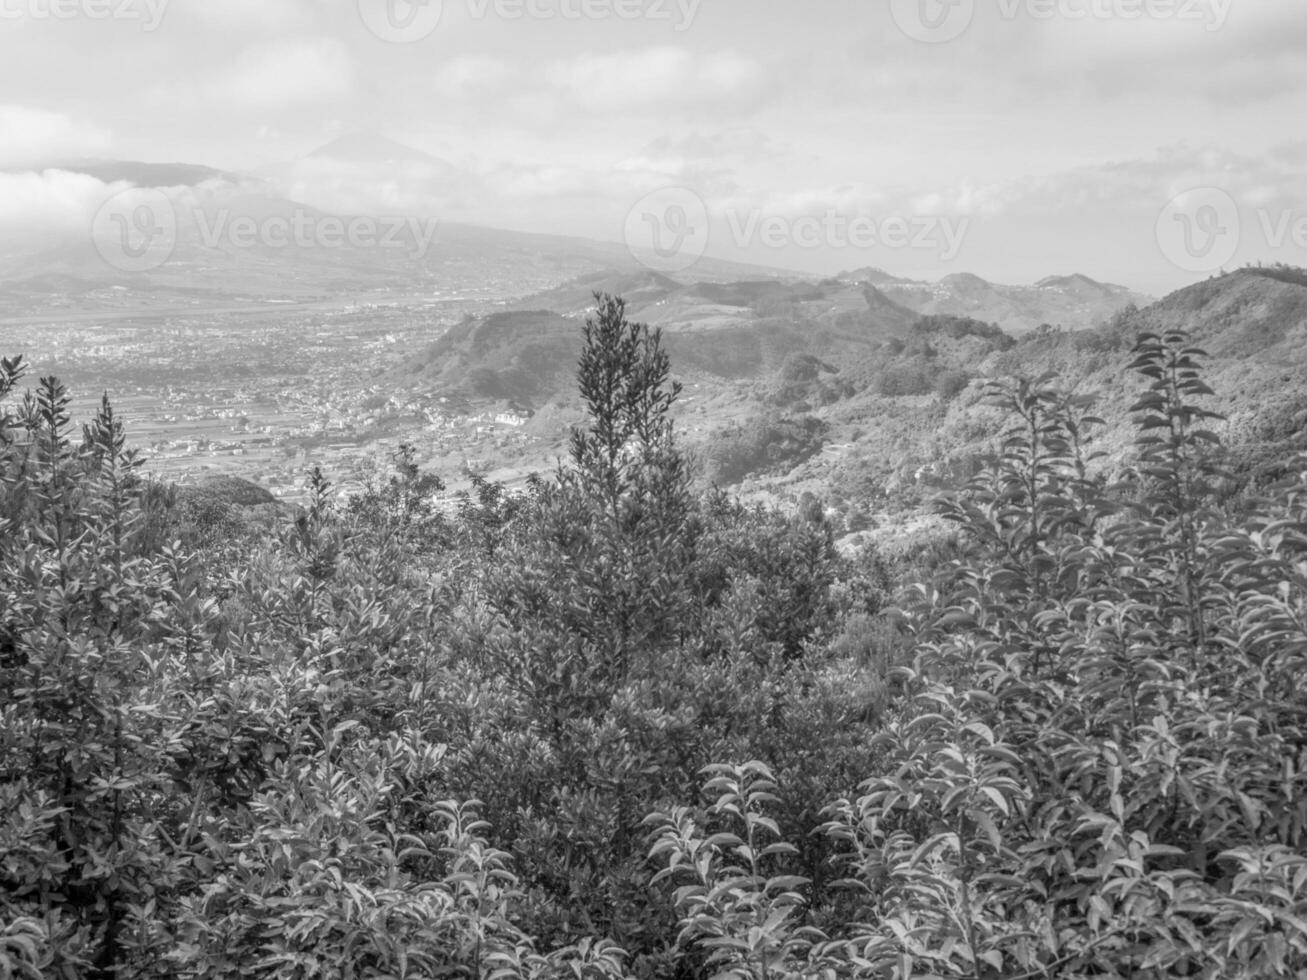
left=0, top=296, right=513, bottom=501
left=6, top=158, right=1299, bottom=543
left=0, top=262, right=1142, bottom=509
left=11, top=251, right=1298, bottom=560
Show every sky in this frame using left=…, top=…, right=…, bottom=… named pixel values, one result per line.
left=1, top=0, right=1306, bottom=294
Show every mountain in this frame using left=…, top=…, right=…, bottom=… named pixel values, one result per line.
left=989, top=268, right=1307, bottom=395
left=398, top=273, right=945, bottom=411
left=15, top=133, right=460, bottom=197
left=410, top=266, right=1307, bottom=516
left=1051, top=267, right=1307, bottom=457
left=307, top=132, right=456, bottom=172
left=0, top=160, right=804, bottom=319
left=505, top=270, right=685, bottom=316
left=299, top=132, right=464, bottom=191
left=27, top=159, right=237, bottom=187
left=838, top=267, right=904, bottom=286
left=837, top=267, right=1152, bottom=335
left=2, top=145, right=1146, bottom=339
left=389, top=269, right=1034, bottom=498
left=397, top=310, right=583, bottom=411
left=813, top=267, right=1307, bottom=516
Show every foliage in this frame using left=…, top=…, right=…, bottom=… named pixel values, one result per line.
left=777, top=354, right=829, bottom=384
left=704, top=414, right=827, bottom=485
left=933, top=369, right=972, bottom=402
left=5, top=304, right=1307, bottom=979
left=647, top=762, right=828, bottom=980
left=917, top=315, right=1015, bottom=350
left=345, top=442, right=449, bottom=551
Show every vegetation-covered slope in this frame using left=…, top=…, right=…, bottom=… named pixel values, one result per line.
left=2, top=297, right=1307, bottom=978
left=400, top=278, right=924, bottom=410
left=393, top=267, right=1155, bottom=502
left=762, top=268, right=1307, bottom=523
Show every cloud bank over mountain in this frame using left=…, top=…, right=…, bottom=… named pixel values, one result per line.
left=2, top=1, right=1306, bottom=291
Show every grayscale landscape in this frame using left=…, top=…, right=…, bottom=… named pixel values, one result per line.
left=4, top=2, right=1307, bottom=978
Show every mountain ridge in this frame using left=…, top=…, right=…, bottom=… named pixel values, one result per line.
left=836, top=266, right=1152, bottom=335
left=390, top=267, right=1307, bottom=516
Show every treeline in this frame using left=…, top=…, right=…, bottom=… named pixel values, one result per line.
left=1245, top=262, right=1307, bottom=289
left=1, top=304, right=1306, bottom=978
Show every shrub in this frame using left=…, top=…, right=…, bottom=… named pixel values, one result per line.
left=704, top=415, right=827, bottom=485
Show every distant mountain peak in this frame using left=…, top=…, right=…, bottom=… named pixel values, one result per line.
left=307, top=132, right=447, bottom=168
left=15, top=158, right=235, bottom=188
left=838, top=266, right=911, bottom=285
left=1037, top=273, right=1108, bottom=290
left=863, top=270, right=1153, bottom=335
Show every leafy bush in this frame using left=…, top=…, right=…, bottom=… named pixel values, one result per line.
left=933, top=369, right=972, bottom=401
left=704, top=414, right=827, bottom=485
left=917, top=315, right=1015, bottom=350
left=873, top=359, right=935, bottom=397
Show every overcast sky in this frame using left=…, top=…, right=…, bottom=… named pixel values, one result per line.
left=2, top=0, right=1306, bottom=293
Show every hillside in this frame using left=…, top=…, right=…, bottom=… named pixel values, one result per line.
left=399, top=309, right=582, bottom=411
left=814, top=268, right=1307, bottom=521
left=398, top=274, right=928, bottom=409
left=393, top=272, right=1022, bottom=494
left=397, top=267, right=1307, bottom=533
left=969, top=267, right=1307, bottom=432
left=839, top=267, right=1152, bottom=335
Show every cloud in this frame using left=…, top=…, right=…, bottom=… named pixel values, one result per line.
left=263, top=144, right=479, bottom=220
left=632, top=129, right=784, bottom=165
left=0, top=170, right=111, bottom=239
left=419, top=48, right=773, bottom=136
left=207, top=38, right=356, bottom=111
left=185, top=0, right=319, bottom=33
left=822, top=0, right=1307, bottom=112
left=0, top=106, right=111, bottom=168
left=434, top=56, right=517, bottom=98
left=1027, top=10, right=1307, bottom=105
left=0, top=170, right=205, bottom=263
left=544, top=47, right=768, bottom=113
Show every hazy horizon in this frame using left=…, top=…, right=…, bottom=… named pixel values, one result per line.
left=3, top=0, right=1306, bottom=295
